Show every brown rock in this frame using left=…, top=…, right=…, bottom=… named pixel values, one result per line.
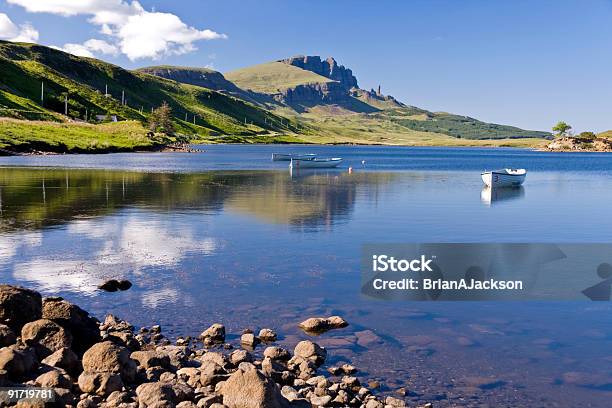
left=200, top=324, right=225, bottom=345
left=35, top=368, right=73, bottom=389
left=41, top=347, right=80, bottom=375
left=82, top=341, right=137, bottom=382
left=220, top=363, right=288, bottom=408
left=135, top=381, right=190, bottom=407
left=78, top=371, right=123, bottom=396
left=263, top=347, right=290, bottom=361
left=131, top=350, right=171, bottom=370
left=240, top=333, right=259, bottom=348
left=21, top=319, right=72, bottom=358
left=258, top=329, right=277, bottom=342
left=0, top=346, right=37, bottom=379
left=293, top=341, right=326, bottom=366
left=0, top=285, right=42, bottom=332
left=298, top=316, right=348, bottom=334
left=42, top=297, right=100, bottom=354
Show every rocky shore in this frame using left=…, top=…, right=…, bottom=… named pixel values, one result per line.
left=0, top=285, right=429, bottom=408
left=546, top=136, right=612, bottom=152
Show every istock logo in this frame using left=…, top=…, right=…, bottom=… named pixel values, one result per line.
left=372, top=254, right=434, bottom=272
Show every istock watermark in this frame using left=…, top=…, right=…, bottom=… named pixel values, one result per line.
left=361, top=244, right=612, bottom=301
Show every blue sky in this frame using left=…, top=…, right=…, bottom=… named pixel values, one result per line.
left=1, top=0, right=611, bottom=132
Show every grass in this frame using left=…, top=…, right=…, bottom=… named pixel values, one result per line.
left=0, top=118, right=163, bottom=153
left=598, top=130, right=612, bottom=138
left=225, top=62, right=334, bottom=93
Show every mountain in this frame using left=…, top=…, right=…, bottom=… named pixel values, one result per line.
left=0, top=41, right=551, bottom=148
left=0, top=41, right=304, bottom=139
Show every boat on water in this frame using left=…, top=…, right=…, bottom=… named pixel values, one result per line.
left=272, top=153, right=316, bottom=161
left=481, top=168, right=527, bottom=187
left=290, top=157, right=343, bottom=169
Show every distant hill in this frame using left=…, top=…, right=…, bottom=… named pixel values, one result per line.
left=0, top=41, right=303, bottom=137
left=0, top=41, right=551, bottom=145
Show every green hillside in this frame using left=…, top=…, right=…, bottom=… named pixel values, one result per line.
left=225, top=62, right=334, bottom=93
left=0, top=41, right=306, bottom=142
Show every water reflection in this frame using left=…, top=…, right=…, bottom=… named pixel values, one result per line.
left=480, top=186, right=525, bottom=206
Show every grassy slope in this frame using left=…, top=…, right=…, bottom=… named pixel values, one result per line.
left=0, top=42, right=307, bottom=146
left=598, top=130, right=612, bottom=138
left=0, top=119, right=161, bottom=153
left=225, top=62, right=334, bottom=93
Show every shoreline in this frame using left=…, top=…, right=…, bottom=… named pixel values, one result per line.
left=0, top=285, right=428, bottom=408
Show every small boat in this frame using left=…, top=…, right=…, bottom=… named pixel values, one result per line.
left=481, top=168, right=527, bottom=187
left=272, top=153, right=316, bottom=161
left=290, top=157, right=343, bottom=169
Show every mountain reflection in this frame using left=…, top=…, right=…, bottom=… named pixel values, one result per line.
left=0, top=168, right=397, bottom=232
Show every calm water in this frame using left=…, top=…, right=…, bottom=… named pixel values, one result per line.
left=1, top=146, right=612, bottom=407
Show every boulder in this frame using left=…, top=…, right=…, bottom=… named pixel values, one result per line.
left=263, top=347, right=290, bottom=361
left=135, top=382, right=180, bottom=407
left=41, top=297, right=100, bottom=354
left=35, top=368, right=73, bottom=389
left=0, top=346, right=37, bottom=378
left=220, top=363, right=288, bottom=408
left=78, top=371, right=123, bottom=396
left=0, top=285, right=42, bottom=332
left=130, top=350, right=171, bottom=370
left=200, top=324, right=225, bottom=345
left=229, top=349, right=252, bottom=366
left=21, top=319, right=72, bottom=358
left=41, top=347, right=80, bottom=375
left=82, top=341, right=137, bottom=383
left=293, top=341, right=326, bottom=366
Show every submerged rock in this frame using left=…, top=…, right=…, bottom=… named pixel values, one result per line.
left=298, top=316, right=348, bottom=334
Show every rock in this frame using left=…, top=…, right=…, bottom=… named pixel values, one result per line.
left=258, top=329, right=277, bottom=342
left=385, top=396, right=406, bottom=407
left=280, top=385, right=299, bottom=401
left=78, top=371, right=123, bottom=396
left=355, top=330, right=382, bottom=347
left=310, top=395, right=332, bottom=406
left=156, top=345, right=190, bottom=369
left=263, top=347, right=290, bottom=361
left=341, top=363, right=357, bottom=374
left=35, top=368, right=73, bottom=389
left=21, top=319, right=73, bottom=358
left=220, top=363, right=288, bottom=408
left=293, top=341, right=326, bottom=366
left=240, top=333, right=259, bottom=348
left=0, top=285, right=42, bottom=332
left=82, top=341, right=137, bottom=382
left=197, top=394, right=223, bottom=407
left=0, top=346, right=37, bottom=379
left=298, top=316, right=348, bottom=334
left=200, top=324, right=226, bottom=345
left=98, top=279, right=132, bottom=292
left=0, top=324, right=16, bottom=347
left=41, top=297, right=101, bottom=354
left=131, top=350, right=171, bottom=370
left=365, top=400, right=384, bottom=408
left=41, top=347, right=80, bottom=375
left=229, top=349, right=252, bottom=366
left=136, top=381, right=191, bottom=407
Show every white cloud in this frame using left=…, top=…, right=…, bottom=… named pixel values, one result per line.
left=7, top=0, right=226, bottom=60
left=55, top=38, right=119, bottom=58
left=0, top=13, right=39, bottom=42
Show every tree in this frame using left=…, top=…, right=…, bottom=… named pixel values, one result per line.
left=578, top=131, right=596, bottom=140
left=148, top=101, right=175, bottom=135
left=552, top=121, right=572, bottom=137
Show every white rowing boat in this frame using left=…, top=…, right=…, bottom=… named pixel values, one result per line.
left=481, top=168, right=527, bottom=187
left=272, top=153, right=316, bottom=161
left=290, top=157, right=343, bottom=169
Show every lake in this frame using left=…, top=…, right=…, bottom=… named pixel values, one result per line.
left=1, top=145, right=612, bottom=407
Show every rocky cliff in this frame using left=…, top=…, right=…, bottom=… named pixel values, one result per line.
left=280, top=56, right=358, bottom=90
